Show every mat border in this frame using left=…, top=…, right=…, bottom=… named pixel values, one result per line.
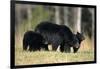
left=10, top=1, right=97, bottom=68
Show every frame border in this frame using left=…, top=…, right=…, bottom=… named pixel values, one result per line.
left=10, top=1, right=97, bottom=68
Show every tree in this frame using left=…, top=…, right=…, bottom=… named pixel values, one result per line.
left=73, top=7, right=82, bottom=33
left=63, top=7, right=69, bottom=26
left=76, top=8, right=82, bottom=33
left=55, top=6, right=60, bottom=24
left=27, top=5, right=32, bottom=29
left=88, top=8, right=95, bottom=44
left=15, top=4, right=21, bottom=26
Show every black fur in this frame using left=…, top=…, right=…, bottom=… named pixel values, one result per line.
left=23, top=31, right=48, bottom=51
left=73, top=32, right=85, bottom=53
left=35, top=21, right=79, bottom=53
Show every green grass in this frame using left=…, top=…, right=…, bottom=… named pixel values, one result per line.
left=15, top=45, right=94, bottom=65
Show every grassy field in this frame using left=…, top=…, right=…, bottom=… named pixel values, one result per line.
left=15, top=50, right=94, bottom=65
left=15, top=36, right=94, bottom=65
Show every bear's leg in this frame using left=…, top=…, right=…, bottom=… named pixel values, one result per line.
left=23, top=43, right=28, bottom=51
left=44, top=45, right=49, bottom=51
left=63, top=43, right=71, bottom=53
left=52, top=44, right=58, bottom=51
left=41, top=44, right=49, bottom=51
left=37, top=46, right=41, bottom=51
left=73, top=47, right=79, bottom=53
left=29, top=45, right=33, bottom=51
left=29, top=44, right=41, bottom=51
left=60, top=43, right=64, bottom=52
left=64, top=46, right=71, bottom=53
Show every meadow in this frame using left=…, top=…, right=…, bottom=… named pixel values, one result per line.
left=15, top=36, right=94, bottom=65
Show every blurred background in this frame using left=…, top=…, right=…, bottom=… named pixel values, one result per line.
left=15, top=3, right=95, bottom=65
left=15, top=4, right=95, bottom=37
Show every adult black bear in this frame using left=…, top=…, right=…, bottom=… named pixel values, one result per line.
left=23, top=31, right=48, bottom=51
left=73, top=32, right=85, bottom=53
left=35, top=21, right=79, bottom=53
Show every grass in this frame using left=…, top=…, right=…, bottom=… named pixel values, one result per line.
left=15, top=48, right=94, bottom=65
left=15, top=33, right=95, bottom=65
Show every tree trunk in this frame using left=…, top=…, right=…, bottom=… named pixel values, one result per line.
left=88, top=8, right=95, bottom=47
left=27, top=5, right=32, bottom=29
left=76, top=8, right=82, bottom=33
left=73, top=8, right=82, bottom=33
left=63, top=7, right=69, bottom=26
left=15, top=4, right=21, bottom=26
left=55, top=6, right=60, bottom=24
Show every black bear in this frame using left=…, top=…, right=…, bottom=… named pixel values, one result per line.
left=23, top=31, right=48, bottom=51
left=73, top=32, right=85, bottom=53
left=35, top=21, right=79, bottom=53
left=59, top=25, right=80, bottom=53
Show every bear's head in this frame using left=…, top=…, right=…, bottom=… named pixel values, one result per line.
left=73, top=32, right=85, bottom=53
